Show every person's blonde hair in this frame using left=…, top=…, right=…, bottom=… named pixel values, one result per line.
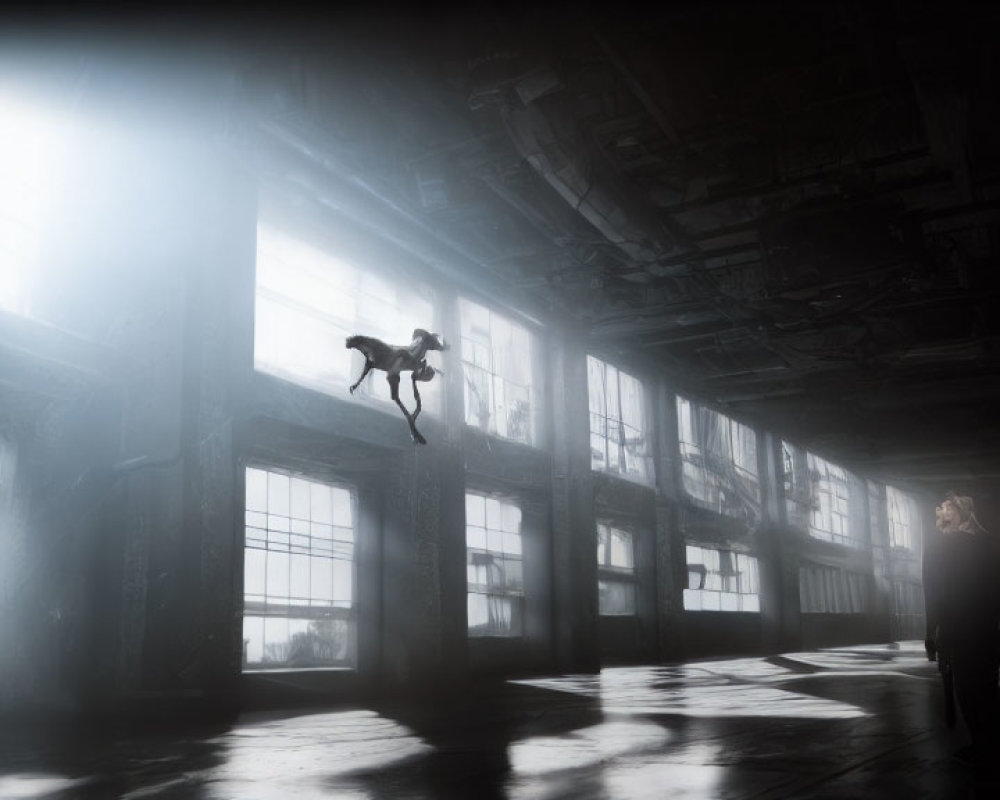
left=938, top=491, right=987, bottom=534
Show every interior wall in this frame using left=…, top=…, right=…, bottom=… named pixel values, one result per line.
left=0, top=49, right=937, bottom=715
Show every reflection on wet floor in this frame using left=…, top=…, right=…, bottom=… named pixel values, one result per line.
left=0, top=641, right=993, bottom=799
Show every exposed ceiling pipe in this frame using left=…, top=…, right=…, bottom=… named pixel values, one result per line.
left=499, top=99, right=679, bottom=271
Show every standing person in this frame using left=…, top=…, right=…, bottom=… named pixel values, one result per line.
left=923, top=491, right=1000, bottom=769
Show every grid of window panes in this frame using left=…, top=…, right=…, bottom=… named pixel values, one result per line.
left=597, top=522, right=637, bottom=616
left=460, top=298, right=535, bottom=445
left=676, top=396, right=760, bottom=522
left=466, top=492, right=524, bottom=637
left=683, top=545, right=760, bottom=612
left=243, top=467, right=356, bottom=670
left=799, top=565, right=870, bottom=613
left=807, top=453, right=855, bottom=545
left=254, top=222, right=440, bottom=412
left=587, top=357, right=651, bottom=483
left=886, top=485, right=916, bottom=550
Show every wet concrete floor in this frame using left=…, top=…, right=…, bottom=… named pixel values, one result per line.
left=0, top=642, right=994, bottom=798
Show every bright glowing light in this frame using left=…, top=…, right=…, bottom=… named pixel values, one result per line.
left=514, top=660, right=869, bottom=720
left=0, top=773, right=86, bottom=798
left=508, top=719, right=670, bottom=775
left=0, top=87, right=69, bottom=315
left=194, top=710, right=430, bottom=799
left=600, top=759, right=725, bottom=800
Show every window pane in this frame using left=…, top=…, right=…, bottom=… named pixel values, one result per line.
left=246, top=469, right=268, bottom=512
left=501, top=502, right=521, bottom=533
left=460, top=299, right=536, bottom=445
left=676, top=396, right=759, bottom=520
left=333, top=559, right=353, bottom=607
left=311, top=557, right=332, bottom=604
left=609, top=529, right=634, bottom=569
left=466, top=493, right=486, bottom=527
left=467, top=526, right=486, bottom=550
left=332, top=487, right=352, bottom=527
left=287, top=477, right=308, bottom=518
left=485, top=497, right=503, bottom=531
left=466, top=492, right=524, bottom=637
left=468, top=592, right=489, bottom=629
left=684, top=545, right=759, bottom=614
left=266, top=551, right=290, bottom=602
left=244, top=548, right=266, bottom=600
left=243, top=616, right=265, bottom=665
left=244, top=466, right=357, bottom=670
left=268, top=473, right=290, bottom=517
left=290, top=554, right=310, bottom=600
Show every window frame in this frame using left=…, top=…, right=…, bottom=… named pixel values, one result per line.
left=587, top=355, right=653, bottom=484
left=241, top=464, right=359, bottom=671
left=465, top=490, right=526, bottom=638
left=805, top=452, right=861, bottom=547
left=676, top=395, right=761, bottom=522
left=683, top=543, right=761, bottom=613
left=886, top=485, right=916, bottom=551
left=459, top=297, right=538, bottom=447
left=253, top=219, right=443, bottom=414
left=596, top=521, right=638, bottom=617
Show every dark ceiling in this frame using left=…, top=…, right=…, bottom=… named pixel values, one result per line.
left=6, top=0, right=1000, bottom=491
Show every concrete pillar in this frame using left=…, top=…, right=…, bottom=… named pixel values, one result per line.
left=653, top=380, right=685, bottom=662
left=868, top=481, right=894, bottom=640
left=757, top=432, right=801, bottom=652
left=548, top=331, right=599, bottom=672
left=175, top=152, right=257, bottom=699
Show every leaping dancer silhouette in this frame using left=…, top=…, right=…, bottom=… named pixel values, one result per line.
left=345, top=328, right=448, bottom=444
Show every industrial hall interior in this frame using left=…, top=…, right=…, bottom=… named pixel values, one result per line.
left=1, top=1, right=999, bottom=798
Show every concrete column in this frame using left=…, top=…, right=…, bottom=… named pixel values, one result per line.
left=653, top=380, right=685, bottom=662
left=433, top=291, right=469, bottom=687
left=549, top=331, right=599, bottom=672
left=756, top=431, right=800, bottom=652
left=176, top=152, right=257, bottom=699
left=868, top=481, right=894, bottom=640
left=379, top=447, right=446, bottom=691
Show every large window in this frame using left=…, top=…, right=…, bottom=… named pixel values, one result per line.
left=254, top=222, right=441, bottom=412
left=460, top=299, right=537, bottom=445
left=807, top=453, right=859, bottom=545
left=683, top=545, right=760, bottom=612
left=783, top=444, right=866, bottom=546
left=243, top=467, right=357, bottom=670
left=677, top=396, right=760, bottom=523
left=799, top=565, right=870, bottom=614
left=587, top=357, right=651, bottom=483
left=466, top=492, right=524, bottom=637
left=886, top=485, right=919, bottom=550
left=597, top=522, right=637, bottom=616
